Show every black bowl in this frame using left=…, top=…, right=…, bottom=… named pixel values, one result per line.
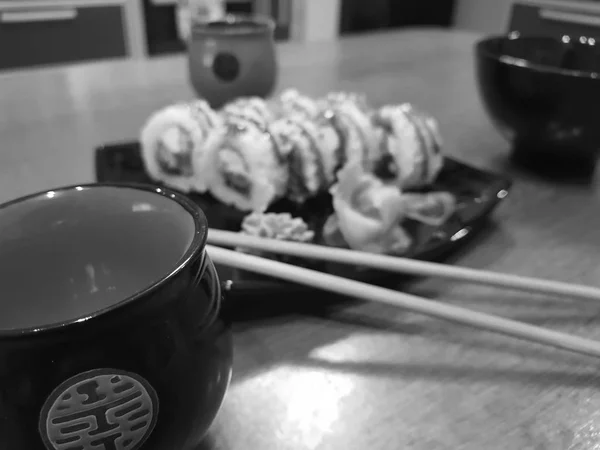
left=0, top=184, right=233, bottom=450
left=475, top=34, right=600, bottom=173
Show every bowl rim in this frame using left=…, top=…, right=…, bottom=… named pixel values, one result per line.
left=0, top=182, right=208, bottom=339
left=476, top=34, right=600, bottom=80
left=191, top=13, right=275, bottom=36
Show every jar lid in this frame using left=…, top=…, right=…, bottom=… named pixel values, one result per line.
left=191, top=14, right=275, bottom=37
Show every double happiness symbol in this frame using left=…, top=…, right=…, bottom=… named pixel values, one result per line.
left=39, top=369, right=159, bottom=450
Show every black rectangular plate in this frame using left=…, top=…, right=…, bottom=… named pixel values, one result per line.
left=95, top=142, right=512, bottom=303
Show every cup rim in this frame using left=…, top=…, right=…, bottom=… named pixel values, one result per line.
left=191, top=13, right=276, bottom=36
left=476, top=34, right=600, bottom=80
left=0, top=182, right=208, bottom=339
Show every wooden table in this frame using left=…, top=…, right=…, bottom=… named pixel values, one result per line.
left=2, top=28, right=600, bottom=450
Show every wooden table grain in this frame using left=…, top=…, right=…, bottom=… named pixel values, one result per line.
left=2, top=28, right=600, bottom=450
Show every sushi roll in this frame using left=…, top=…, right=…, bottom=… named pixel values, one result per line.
left=408, top=106, right=444, bottom=183
left=221, top=96, right=275, bottom=130
left=371, top=103, right=443, bottom=189
left=269, top=117, right=321, bottom=202
left=324, top=91, right=371, bottom=112
left=269, top=115, right=341, bottom=203
left=205, top=121, right=288, bottom=212
left=319, top=92, right=379, bottom=170
left=312, top=115, right=346, bottom=182
left=189, top=98, right=223, bottom=131
left=277, top=89, right=321, bottom=120
left=140, top=100, right=223, bottom=193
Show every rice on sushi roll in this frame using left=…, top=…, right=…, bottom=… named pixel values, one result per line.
left=189, top=98, right=223, bottom=131
left=312, top=115, right=346, bottom=183
left=371, top=103, right=443, bottom=189
left=205, top=121, right=288, bottom=212
left=221, top=96, right=275, bottom=130
left=319, top=92, right=379, bottom=170
left=270, top=115, right=341, bottom=203
left=140, top=100, right=224, bottom=193
left=404, top=105, right=443, bottom=184
left=277, top=89, right=321, bottom=120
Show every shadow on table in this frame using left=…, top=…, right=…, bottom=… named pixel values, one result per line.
left=226, top=292, right=365, bottom=385
left=226, top=303, right=600, bottom=390
left=224, top=294, right=600, bottom=387
left=222, top=216, right=513, bottom=323
left=222, top=217, right=600, bottom=386
left=291, top=356, right=600, bottom=388
left=318, top=300, right=600, bottom=361
left=194, top=432, right=218, bottom=450
left=492, top=151, right=600, bottom=187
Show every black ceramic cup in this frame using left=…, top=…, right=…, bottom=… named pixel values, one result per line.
left=188, top=14, right=278, bottom=108
left=0, top=183, right=233, bottom=450
left=475, top=34, right=600, bottom=175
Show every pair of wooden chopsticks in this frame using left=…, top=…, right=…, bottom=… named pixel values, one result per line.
left=207, top=229, right=600, bottom=359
